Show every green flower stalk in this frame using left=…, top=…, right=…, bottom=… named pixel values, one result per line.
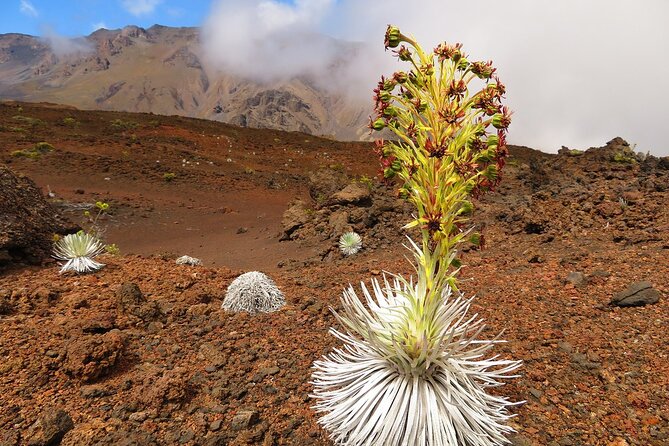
left=311, top=25, right=520, bottom=446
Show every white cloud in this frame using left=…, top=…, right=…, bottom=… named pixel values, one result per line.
left=92, top=21, right=108, bottom=31
left=121, top=0, right=162, bottom=17
left=19, top=0, right=38, bottom=17
left=202, top=0, right=337, bottom=83
left=203, top=0, right=669, bottom=155
left=41, top=26, right=93, bottom=57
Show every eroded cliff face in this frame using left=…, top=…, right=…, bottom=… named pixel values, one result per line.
left=0, top=25, right=370, bottom=140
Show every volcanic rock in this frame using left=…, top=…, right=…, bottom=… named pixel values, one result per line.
left=116, top=282, right=162, bottom=321
left=24, top=408, right=74, bottom=446
left=610, top=281, right=661, bottom=307
left=281, top=200, right=310, bottom=240
left=329, top=182, right=372, bottom=206
left=64, top=329, right=125, bottom=382
left=0, top=166, right=75, bottom=265
left=231, top=410, right=259, bottom=431
left=566, top=272, right=587, bottom=287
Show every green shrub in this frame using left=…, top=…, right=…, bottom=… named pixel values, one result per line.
left=109, top=119, right=137, bottom=131
left=612, top=151, right=636, bottom=164
left=163, top=172, right=176, bottom=182
left=11, top=142, right=54, bottom=159
left=12, top=115, right=44, bottom=127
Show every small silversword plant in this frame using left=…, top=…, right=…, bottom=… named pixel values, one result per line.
left=53, top=231, right=106, bottom=274
left=311, top=25, right=520, bottom=446
left=339, top=232, right=362, bottom=256
left=176, top=255, right=202, bottom=266
left=222, top=271, right=285, bottom=314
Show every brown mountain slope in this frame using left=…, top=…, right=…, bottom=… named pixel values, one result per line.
left=0, top=25, right=369, bottom=140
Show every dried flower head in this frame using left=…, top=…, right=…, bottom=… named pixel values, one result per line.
left=222, top=271, right=285, bottom=314
left=339, top=232, right=362, bottom=256
left=53, top=231, right=106, bottom=274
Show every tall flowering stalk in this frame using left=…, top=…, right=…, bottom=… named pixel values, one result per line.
left=373, top=25, right=511, bottom=291
left=311, top=26, right=520, bottom=446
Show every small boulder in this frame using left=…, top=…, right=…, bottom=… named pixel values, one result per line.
left=24, top=408, right=74, bottom=446
left=116, top=282, right=144, bottom=308
left=610, top=281, right=661, bottom=307
left=281, top=200, right=310, bottom=240
left=175, top=255, right=202, bottom=266
left=308, top=169, right=347, bottom=202
left=565, top=272, right=587, bottom=287
left=116, top=282, right=161, bottom=321
left=330, top=183, right=371, bottom=206
left=64, top=329, right=125, bottom=382
left=231, top=410, right=259, bottom=431
left=328, top=210, right=351, bottom=235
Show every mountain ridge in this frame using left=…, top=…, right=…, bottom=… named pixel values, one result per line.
left=0, top=25, right=370, bottom=140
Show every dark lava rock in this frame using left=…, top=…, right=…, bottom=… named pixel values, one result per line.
left=0, top=294, right=15, bottom=315
left=231, top=409, right=259, bottom=431
left=24, top=408, right=74, bottom=446
left=0, top=166, right=76, bottom=266
left=610, top=281, right=662, bottom=307
left=116, top=282, right=162, bottom=321
left=116, top=282, right=145, bottom=307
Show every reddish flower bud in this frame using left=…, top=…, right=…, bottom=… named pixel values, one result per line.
left=471, top=61, right=496, bottom=79
left=393, top=71, right=408, bottom=84
left=395, top=45, right=412, bottom=62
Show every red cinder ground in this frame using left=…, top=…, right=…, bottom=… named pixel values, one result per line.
left=1, top=102, right=667, bottom=445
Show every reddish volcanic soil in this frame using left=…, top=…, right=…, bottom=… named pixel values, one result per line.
left=1, top=102, right=668, bottom=445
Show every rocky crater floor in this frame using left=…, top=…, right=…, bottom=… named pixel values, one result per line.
left=1, top=103, right=668, bottom=445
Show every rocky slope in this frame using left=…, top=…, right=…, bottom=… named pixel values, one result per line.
left=0, top=103, right=668, bottom=445
left=0, top=25, right=368, bottom=140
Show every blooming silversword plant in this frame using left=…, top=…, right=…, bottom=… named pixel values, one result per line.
left=311, top=26, right=520, bottom=446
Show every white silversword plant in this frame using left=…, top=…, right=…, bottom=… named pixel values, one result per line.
left=339, top=232, right=362, bottom=256
left=176, top=255, right=202, bottom=266
left=311, top=241, right=521, bottom=446
left=53, top=231, right=106, bottom=274
left=222, top=271, right=285, bottom=314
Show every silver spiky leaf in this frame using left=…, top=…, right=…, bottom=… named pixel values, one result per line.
left=339, top=232, right=362, bottom=256
left=53, top=232, right=106, bottom=274
left=222, top=271, right=285, bottom=314
left=311, top=274, right=521, bottom=446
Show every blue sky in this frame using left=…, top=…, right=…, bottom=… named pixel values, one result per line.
left=0, top=0, right=224, bottom=36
